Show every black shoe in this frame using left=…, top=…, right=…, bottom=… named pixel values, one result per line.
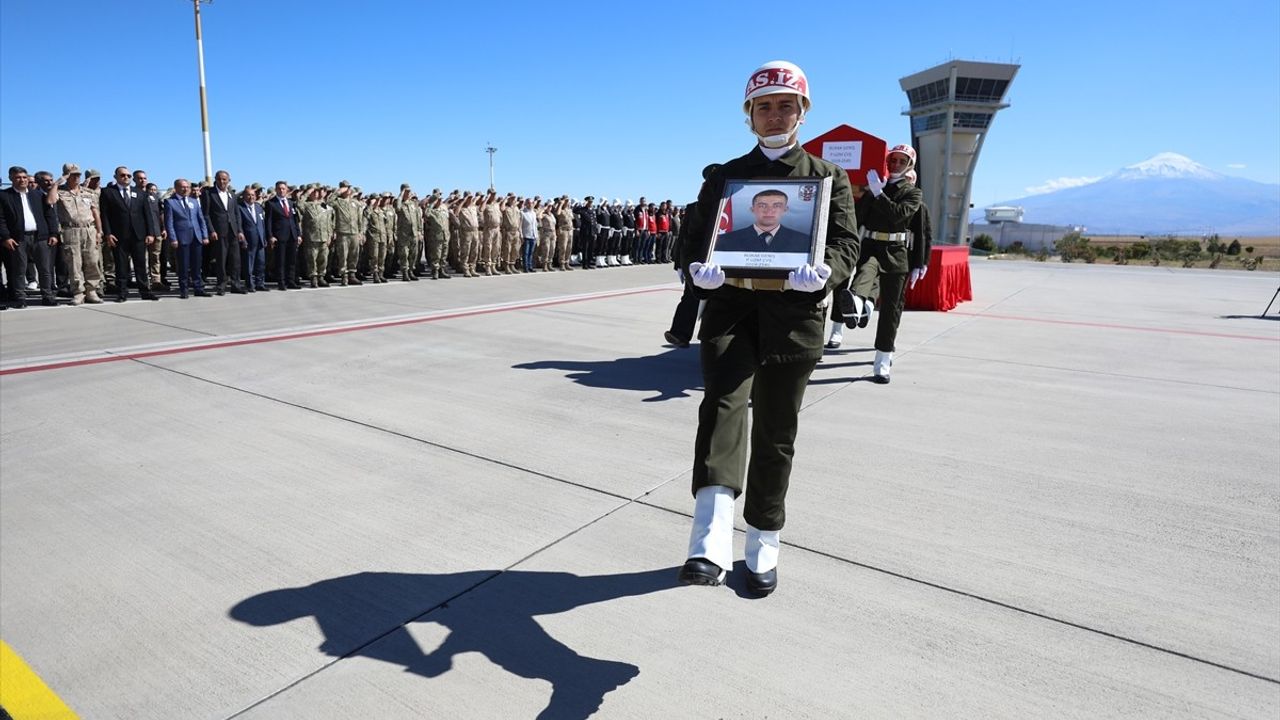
left=287, top=282, right=302, bottom=289
left=257, top=285, right=270, bottom=292
left=664, top=330, right=690, bottom=348
left=677, top=558, right=727, bottom=586
left=216, top=287, right=225, bottom=296
left=746, top=568, right=778, bottom=597
left=230, top=286, right=247, bottom=294
left=12, top=298, right=27, bottom=308
left=142, top=292, right=160, bottom=301
left=870, top=374, right=891, bottom=385
left=180, top=291, right=189, bottom=299
left=194, top=289, right=211, bottom=297
left=41, top=296, right=57, bottom=306
left=246, top=286, right=256, bottom=293
left=115, top=295, right=127, bottom=303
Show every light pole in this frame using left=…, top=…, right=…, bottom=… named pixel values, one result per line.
left=485, top=143, right=497, bottom=191
left=193, top=0, right=214, bottom=184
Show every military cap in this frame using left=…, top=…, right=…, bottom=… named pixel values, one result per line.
left=338, top=180, right=351, bottom=188
left=85, top=168, right=101, bottom=178
left=381, top=191, right=392, bottom=198
left=353, top=186, right=362, bottom=194
left=400, top=182, right=411, bottom=191
left=62, top=162, right=81, bottom=175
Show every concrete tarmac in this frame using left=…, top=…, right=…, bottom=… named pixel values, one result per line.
left=1, top=261, right=1277, bottom=719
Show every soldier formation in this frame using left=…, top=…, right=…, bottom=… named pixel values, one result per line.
left=0, top=165, right=685, bottom=308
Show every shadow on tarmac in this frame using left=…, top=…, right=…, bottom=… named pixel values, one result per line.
left=230, top=567, right=680, bottom=720
left=514, top=349, right=702, bottom=402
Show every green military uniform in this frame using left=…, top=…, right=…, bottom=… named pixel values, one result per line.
left=331, top=191, right=364, bottom=283
left=364, top=199, right=389, bottom=282
left=850, top=178, right=922, bottom=353
left=680, top=144, right=860, bottom=532
left=298, top=194, right=330, bottom=286
left=393, top=196, right=420, bottom=281
left=447, top=205, right=462, bottom=273
left=424, top=204, right=451, bottom=277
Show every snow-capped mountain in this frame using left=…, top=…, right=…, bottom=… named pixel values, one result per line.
left=974, top=153, right=1279, bottom=235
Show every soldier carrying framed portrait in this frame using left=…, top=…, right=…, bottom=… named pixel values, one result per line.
left=702, top=176, right=832, bottom=279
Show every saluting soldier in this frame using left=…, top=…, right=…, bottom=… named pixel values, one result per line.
left=363, top=193, right=388, bottom=283
left=424, top=195, right=452, bottom=279
left=393, top=184, right=420, bottom=281
left=297, top=186, right=329, bottom=288
left=676, top=60, right=859, bottom=596
left=536, top=200, right=556, bottom=272
left=500, top=193, right=521, bottom=273
left=331, top=181, right=364, bottom=285
left=554, top=197, right=574, bottom=271
left=458, top=194, right=481, bottom=277
left=479, top=190, right=502, bottom=276
left=53, top=164, right=104, bottom=304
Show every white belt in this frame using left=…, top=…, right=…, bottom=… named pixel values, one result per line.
left=862, top=229, right=909, bottom=243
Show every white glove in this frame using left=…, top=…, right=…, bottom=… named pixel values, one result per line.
left=785, top=262, right=831, bottom=292
left=688, top=261, right=725, bottom=290
left=909, top=265, right=927, bottom=289
left=866, top=169, right=886, bottom=198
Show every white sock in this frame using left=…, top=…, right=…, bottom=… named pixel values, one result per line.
left=745, top=524, right=780, bottom=573
left=687, top=485, right=735, bottom=571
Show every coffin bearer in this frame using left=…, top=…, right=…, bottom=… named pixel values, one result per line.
left=676, top=60, right=860, bottom=596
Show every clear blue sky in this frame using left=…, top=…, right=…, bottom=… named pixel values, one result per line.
left=2, top=0, right=1277, bottom=207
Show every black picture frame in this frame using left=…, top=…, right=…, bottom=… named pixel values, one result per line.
left=704, top=177, right=831, bottom=279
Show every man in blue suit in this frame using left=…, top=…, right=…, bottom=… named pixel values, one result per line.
left=165, top=178, right=210, bottom=298
left=238, top=187, right=269, bottom=291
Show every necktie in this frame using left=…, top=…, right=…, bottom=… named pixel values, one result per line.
left=122, top=187, right=130, bottom=207
left=282, top=199, right=290, bottom=217
left=759, top=231, right=772, bottom=246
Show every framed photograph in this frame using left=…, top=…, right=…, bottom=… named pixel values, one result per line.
left=704, top=176, right=832, bottom=278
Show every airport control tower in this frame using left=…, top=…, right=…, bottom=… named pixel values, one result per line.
left=899, top=60, right=1018, bottom=245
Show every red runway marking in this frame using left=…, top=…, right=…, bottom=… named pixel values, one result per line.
left=947, top=311, right=1279, bottom=342
left=0, top=287, right=670, bottom=377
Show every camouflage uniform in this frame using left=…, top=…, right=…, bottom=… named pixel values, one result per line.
left=298, top=191, right=331, bottom=286
left=393, top=195, right=420, bottom=281
left=54, top=183, right=104, bottom=303
left=555, top=204, right=574, bottom=270
left=500, top=200, right=521, bottom=273
left=479, top=198, right=501, bottom=275
left=536, top=207, right=556, bottom=271
left=364, top=197, right=389, bottom=283
left=458, top=202, right=480, bottom=277
left=424, top=203, right=451, bottom=278
left=331, top=190, right=363, bottom=284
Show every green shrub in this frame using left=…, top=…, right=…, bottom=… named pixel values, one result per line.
left=1127, top=242, right=1151, bottom=259
left=1056, top=232, right=1097, bottom=263
left=1227, top=239, right=1242, bottom=255
left=972, top=234, right=996, bottom=252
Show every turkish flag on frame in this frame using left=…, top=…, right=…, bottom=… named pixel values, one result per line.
left=802, top=124, right=888, bottom=186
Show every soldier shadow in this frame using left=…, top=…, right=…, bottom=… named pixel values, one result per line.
left=230, top=567, right=680, bottom=720
left=1219, top=314, right=1280, bottom=322
left=513, top=349, right=702, bottom=402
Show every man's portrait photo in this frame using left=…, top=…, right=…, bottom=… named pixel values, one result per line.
left=706, top=177, right=829, bottom=277
left=714, top=188, right=812, bottom=253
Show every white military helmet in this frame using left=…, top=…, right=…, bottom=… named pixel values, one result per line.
left=887, top=144, right=917, bottom=169
left=742, top=60, right=811, bottom=115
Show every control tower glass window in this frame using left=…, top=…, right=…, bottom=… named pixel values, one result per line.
left=907, top=78, right=950, bottom=108
left=955, top=77, right=1009, bottom=103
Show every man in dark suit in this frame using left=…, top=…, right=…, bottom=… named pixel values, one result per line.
left=202, top=170, right=245, bottom=294
left=164, top=178, right=210, bottom=298
left=712, top=188, right=811, bottom=254
left=0, top=165, right=60, bottom=307
left=98, top=166, right=160, bottom=301
left=264, top=180, right=302, bottom=290
left=237, top=187, right=269, bottom=291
